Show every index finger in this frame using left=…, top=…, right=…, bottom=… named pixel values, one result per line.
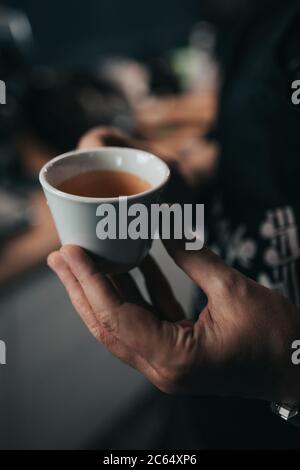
left=47, top=250, right=157, bottom=376
left=60, top=246, right=123, bottom=332
left=60, top=246, right=185, bottom=368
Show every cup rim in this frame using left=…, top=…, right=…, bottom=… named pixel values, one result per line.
left=39, top=146, right=170, bottom=203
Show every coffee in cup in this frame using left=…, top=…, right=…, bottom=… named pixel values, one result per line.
left=39, top=147, right=170, bottom=273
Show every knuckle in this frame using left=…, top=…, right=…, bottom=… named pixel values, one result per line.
left=97, top=308, right=118, bottom=335
left=88, top=323, right=102, bottom=340
left=91, top=323, right=117, bottom=349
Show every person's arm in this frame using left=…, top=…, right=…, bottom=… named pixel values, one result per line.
left=48, top=241, right=300, bottom=408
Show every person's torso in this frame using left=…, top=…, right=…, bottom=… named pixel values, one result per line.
left=209, top=1, right=300, bottom=306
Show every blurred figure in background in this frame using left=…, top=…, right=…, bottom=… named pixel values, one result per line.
left=17, top=70, right=134, bottom=176
left=0, top=69, right=134, bottom=284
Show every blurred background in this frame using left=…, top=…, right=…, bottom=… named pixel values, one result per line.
left=0, top=0, right=221, bottom=449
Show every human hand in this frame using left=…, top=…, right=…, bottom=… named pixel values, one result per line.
left=77, top=126, right=219, bottom=189
left=47, top=242, right=300, bottom=405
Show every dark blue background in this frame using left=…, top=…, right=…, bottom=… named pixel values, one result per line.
left=4, top=0, right=202, bottom=64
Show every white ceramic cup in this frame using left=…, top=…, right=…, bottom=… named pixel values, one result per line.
left=39, top=147, right=170, bottom=273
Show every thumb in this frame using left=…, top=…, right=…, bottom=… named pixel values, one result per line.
left=162, top=238, right=231, bottom=298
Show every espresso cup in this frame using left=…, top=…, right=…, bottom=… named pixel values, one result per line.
left=39, top=147, right=170, bottom=273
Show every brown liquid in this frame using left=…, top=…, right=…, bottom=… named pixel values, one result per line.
left=56, top=170, right=152, bottom=198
